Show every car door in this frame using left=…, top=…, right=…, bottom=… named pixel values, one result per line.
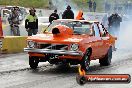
left=97, top=23, right=110, bottom=56
left=90, top=23, right=104, bottom=59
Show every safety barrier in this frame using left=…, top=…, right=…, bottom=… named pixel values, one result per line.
left=0, top=36, right=27, bottom=53
left=0, top=17, right=3, bottom=36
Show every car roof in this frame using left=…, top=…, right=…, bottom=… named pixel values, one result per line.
left=54, top=19, right=99, bottom=23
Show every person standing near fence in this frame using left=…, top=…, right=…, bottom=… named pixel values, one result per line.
left=8, top=6, right=20, bottom=36
left=93, top=0, right=96, bottom=12
left=76, top=10, right=85, bottom=20
left=25, top=8, right=38, bottom=36
left=49, top=9, right=59, bottom=23
left=108, top=13, right=122, bottom=37
left=88, top=0, right=93, bottom=12
left=62, top=5, right=74, bottom=19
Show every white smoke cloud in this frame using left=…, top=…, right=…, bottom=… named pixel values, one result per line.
left=51, top=0, right=79, bottom=18
left=51, top=0, right=78, bottom=10
left=116, top=20, right=132, bottom=51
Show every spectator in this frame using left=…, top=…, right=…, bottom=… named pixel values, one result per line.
left=93, top=0, right=96, bottom=12
left=76, top=10, right=85, bottom=20
left=88, top=0, right=93, bottom=12
left=25, top=8, right=38, bottom=36
left=108, top=13, right=122, bottom=36
left=62, top=5, right=74, bottom=19
left=49, top=9, right=59, bottom=23
left=8, top=6, right=20, bottom=36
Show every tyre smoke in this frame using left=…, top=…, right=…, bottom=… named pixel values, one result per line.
left=51, top=0, right=78, bottom=18
left=116, top=20, right=132, bottom=51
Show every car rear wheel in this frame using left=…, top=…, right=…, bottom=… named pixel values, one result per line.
left=29, top=57, right=39, bottom=69
left=81, top=49, right=91, bottom=71
left=57, top=63, right=71, bottom=69
left=99, top=47, right=112, bottom=66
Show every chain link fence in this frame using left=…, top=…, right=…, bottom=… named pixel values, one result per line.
left=104, top=1, right=132, bottom=15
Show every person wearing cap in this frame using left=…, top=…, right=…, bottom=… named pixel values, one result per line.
left=25, top=8, right=38, bottom=36
left=8, top=6, right=20, bottom=36
left=76, top=10, right=85, bottom=20
left=62, top=5, right=74, bottom=19
left=49, top=9, right=59, bottom=23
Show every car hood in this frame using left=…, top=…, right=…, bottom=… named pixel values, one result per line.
left=27, top=33, right=90, bottom=44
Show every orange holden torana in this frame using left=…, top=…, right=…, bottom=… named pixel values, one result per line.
left=24, top=19, right=116, bottom=70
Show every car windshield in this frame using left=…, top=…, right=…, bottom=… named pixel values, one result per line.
left=45, top=21, right=92, bottom=35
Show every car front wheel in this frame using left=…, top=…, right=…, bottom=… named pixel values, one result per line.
left=80, top=49, right=91, bottom=71
left=29, top=57, right=39, bottom=69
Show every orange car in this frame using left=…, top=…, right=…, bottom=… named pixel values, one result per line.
left=24, top=19, right=116, bottom=71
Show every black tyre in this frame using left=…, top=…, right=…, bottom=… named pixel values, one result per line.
left=57, top=63, right=70, bottom=69
left=29, top=57, right=39, bottom=69
left=61, top=63, right=70, bottom=68
left=99, top=47, right=112, bottom=66
left=81, top=49, right=91, bottom=71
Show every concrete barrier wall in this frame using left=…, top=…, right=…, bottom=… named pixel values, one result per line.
left=0, top=36, right=27, bottom=53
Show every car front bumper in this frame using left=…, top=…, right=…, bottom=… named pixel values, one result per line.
left=24, top=48, right=83, bottom=56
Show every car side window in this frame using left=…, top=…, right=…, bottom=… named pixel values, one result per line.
left=72, top=22, right=93, bottom=35
left=93, top=24, right=100, bottom=37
